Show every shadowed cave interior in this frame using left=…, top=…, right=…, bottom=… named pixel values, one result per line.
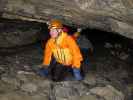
left=0, top=18, right=132, bottom=100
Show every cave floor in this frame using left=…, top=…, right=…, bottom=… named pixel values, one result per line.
left=0, top=43, right=132, bottom=100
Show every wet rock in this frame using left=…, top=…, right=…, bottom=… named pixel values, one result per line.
left=104, top=42, right=113, bottom=49
left=49, top=81, right=89, bottom=100
left=90, top=85, right=125, bottom=100
left=0, top=92, right=49, bottom=100
left=17, top=71, right=35, bottom=75
left=0, top=42, right=131, bottom=100
left=69, top=94, right=101, bottom=100
left=0, top=80, right=18, bottom=93
left=0, top=65, right=7, bottom=75
left=1, top=76, right=20, bottom=89
left=0, top=20, right=42, bottom=48
left=0, top=66, right=128, bottom=100
left=16, top=71, right=51, bottom=95
left=83, top=72, right=97, bottom=85
left=21, top=83, right=38, bottom=93
left=119, top=52, right=129, bottom=60
left=37, top=80, right=51, bottom=95
left=104, top=42, right=130, bottom=60
left=127, top=84, right=133, bottom=97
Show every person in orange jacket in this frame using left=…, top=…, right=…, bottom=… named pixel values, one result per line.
left=38, top=19, right=83, bottom=81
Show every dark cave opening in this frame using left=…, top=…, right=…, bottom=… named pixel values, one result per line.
left=82, top=28, right=132, bottom=47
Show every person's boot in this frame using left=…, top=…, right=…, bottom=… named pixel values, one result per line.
left=73, top=68, right=83, bottom=81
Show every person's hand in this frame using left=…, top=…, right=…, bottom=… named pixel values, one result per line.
left=37, top=65, right=49, bottom=77
left=46, top=21, right=50, bottom=26
left=77, top=28, right=82, bottom=32
left=38, top=64, right=48, bottom=69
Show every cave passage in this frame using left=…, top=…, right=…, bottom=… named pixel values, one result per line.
left=0, top=18, right=133, bottom=99
left=0, top=18, right=133, bottom=68
left=0, top=18, right=133, bottom=73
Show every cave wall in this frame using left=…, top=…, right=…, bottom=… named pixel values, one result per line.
left=0, top=19, right=43, bottom=48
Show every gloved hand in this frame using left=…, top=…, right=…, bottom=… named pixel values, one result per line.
left=37, top=65, right=49, bottom=77
left=73, top=68, right=83, bottom=81
left=77, top=28, right=82, bottom=32
left=46, top=21, right=50, bottom=26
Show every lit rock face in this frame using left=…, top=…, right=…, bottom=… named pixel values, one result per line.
left=0, top=0, right=133, bottom=39
left=0, top=20, right=41, bottom=48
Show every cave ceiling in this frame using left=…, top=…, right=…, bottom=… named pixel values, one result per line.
left=0, top=0, right=133, bottom=39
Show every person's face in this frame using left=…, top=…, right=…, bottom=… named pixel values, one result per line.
left=49, top=28, right=62, bottom=38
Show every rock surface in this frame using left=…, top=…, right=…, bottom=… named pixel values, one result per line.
left=0, top=19, right=43, bottom=47
left=0, top=0, right=133, bottom=39
left=0, top=44, right=132, bottom=100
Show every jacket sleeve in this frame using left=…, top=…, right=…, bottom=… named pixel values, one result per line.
left=42, top=40, right=52, bottom=66
left=67, top=36, right=83, bottom=69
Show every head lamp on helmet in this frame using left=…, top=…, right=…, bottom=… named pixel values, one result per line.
left=48, top=19, right=63, bottom=29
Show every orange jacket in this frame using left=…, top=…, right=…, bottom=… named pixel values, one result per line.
left=43, top=32, right=83, bottom=69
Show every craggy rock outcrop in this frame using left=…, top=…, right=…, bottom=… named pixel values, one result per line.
left=0, top=0, right=133, bottom=39
left=0, top=19, right=42, bottom=47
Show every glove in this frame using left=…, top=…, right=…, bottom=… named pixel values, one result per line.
left=46, top=21, right=50, bottom=26
left=73, top=68, right=83, bottom=81
left=37, top=65, right=49, bottom=77
left=38, top=68, right=48, bottom=77
left=77, top=28, right=82, bottom=32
